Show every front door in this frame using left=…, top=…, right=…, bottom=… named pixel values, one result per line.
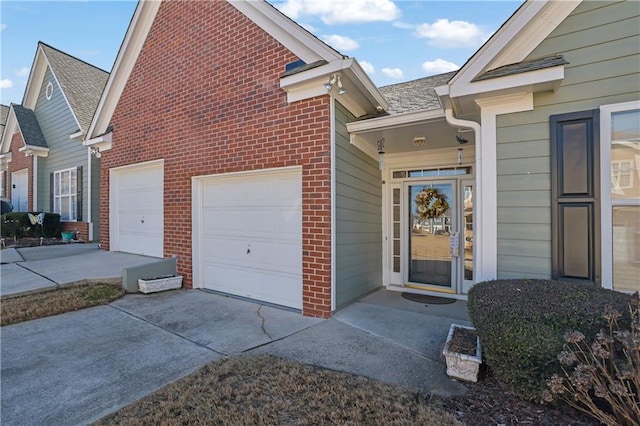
left=11, top=169, right=28, bottom=212
left=407, top=180, right=456, bottom=290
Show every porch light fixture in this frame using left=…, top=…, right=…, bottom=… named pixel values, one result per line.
left=90, top=146, right=101, bottom=159
left=413, top=136, right=426, bottom=147
left=324, top=73, right=346, bottom=95
left=377, top=137, right=385, bottom=170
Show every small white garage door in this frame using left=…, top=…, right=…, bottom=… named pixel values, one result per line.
left=111, top=161, right=163, bottom=258
left=194, top=167, right=302, bottom=309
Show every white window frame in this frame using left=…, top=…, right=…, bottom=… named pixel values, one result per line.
left=54, top=167, right=77, bottom=222
left=599, top=100, right=640, bottom=290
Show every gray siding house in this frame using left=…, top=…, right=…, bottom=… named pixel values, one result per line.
left=0, top=42, right=108, bottom=241
left=349, top=0, right=639, bottom=298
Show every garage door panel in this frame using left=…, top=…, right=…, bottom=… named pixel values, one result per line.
left=203, top=264, right=301, bottom=309
left=113, top=163, right=163, bottom=258
left=196, top=168, right=302, bottom=309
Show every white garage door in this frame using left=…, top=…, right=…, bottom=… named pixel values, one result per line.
left=111, top=161, right=163, bottom=258
left=194, top=167, right=302, bottom=309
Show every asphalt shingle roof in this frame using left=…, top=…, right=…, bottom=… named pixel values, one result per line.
left=12, top=104, right=48, bottom=148
left=39, top=42, right=109, bottom=133
left=377, top=72, right=456, bottom=115
left=0, top=104, right=9, bottom=140
left=473, top=55, right=568, bottom=82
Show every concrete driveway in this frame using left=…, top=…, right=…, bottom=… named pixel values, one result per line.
left=0, top=243, right=158, bottom=296
left=1, top=245, right=471, bottom=425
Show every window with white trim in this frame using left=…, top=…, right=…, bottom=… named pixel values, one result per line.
left=53, top=167, right=77, bottom=221
left=600, top=102, right=640, bottom=293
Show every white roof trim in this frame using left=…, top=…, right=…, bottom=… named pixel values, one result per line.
left=0, top=109, right=17, bottom=154
left=18, top=145, right=49, bottom=157
left=229, top=1, right=343, bottom=63
left=87, top=1, right=162, bottom=139
left=450, top=0, right=580, bottom=86
left=347, top=109, right=444, bottom=134
left=23, top=45, right=83, bottom=133
left=84, top=131, right=112, bottom=153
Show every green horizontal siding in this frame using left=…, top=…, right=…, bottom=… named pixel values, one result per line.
left=334, top=102, right=382, bottom=308
left=495, top=0, right=640, bottom=279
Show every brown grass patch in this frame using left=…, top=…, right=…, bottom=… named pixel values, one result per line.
left=96, top=355, right=462, bottom=426
left=1, top=281, right=125, bottom=326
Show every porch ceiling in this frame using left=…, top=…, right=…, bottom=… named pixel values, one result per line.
left=349, top=116, right=475, bottom=158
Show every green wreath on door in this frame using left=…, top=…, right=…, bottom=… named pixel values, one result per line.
left=415, top=188, right=449, bottom=221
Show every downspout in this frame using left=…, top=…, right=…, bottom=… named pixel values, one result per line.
left=329, top=92, right=337, bottom=313
left=32, top=156, right=38, bottom=210
left=87, top=147, right=93, bottom=241
left=442, top=108, right=484, bottom=284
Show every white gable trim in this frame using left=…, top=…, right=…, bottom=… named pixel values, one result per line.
left=23, top=45, right=83, bottom=133
left=0, top=109, right=17, bottom=154
left=229, top=1, right=343, bottom=63
left=450, top=0, right=580, bottom=87
left=87, top=1, right=162, bottom=139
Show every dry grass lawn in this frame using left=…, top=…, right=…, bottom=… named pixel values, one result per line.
left=96, top=355, right=462, bottom=426
left=1, top=281, right=125, bottom=326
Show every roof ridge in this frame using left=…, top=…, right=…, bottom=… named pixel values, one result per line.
left=38, top=41, right=110, bottom=75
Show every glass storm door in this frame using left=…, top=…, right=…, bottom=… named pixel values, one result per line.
left=407, top=181, right=456, bottom=289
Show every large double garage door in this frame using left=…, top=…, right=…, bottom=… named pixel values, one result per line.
left=112, top=163, right=303, bottom=309
left=193, top=167, right=303, bottom=309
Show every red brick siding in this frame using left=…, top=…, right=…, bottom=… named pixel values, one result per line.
left=7, top=132, right=33, bottom=211
left=101, top=1, right=332, bottom=317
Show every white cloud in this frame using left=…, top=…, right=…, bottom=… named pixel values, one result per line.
left=382, top=67, right=404, bottom=79
left=15, top=67, right=30, bottom=77
left=415, top=19, right=486, bottom=48
left=421, top=59, right=459, bottom=75
left=321, top=34, right=359, bottom=51
left=360, top=60, right=375, bottom=74
left=0, top=23, right=6, bottom=31
left=0, top=79, right=14, bottom=89
left=278, top=0, right=400, bottom=24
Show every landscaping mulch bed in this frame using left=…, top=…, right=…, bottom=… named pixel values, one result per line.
left=434, top=375, right=599, bottom=425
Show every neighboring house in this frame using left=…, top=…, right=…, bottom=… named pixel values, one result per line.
left=86, top=0, right=639, bottom=318
left=0, top=42, right=109, bottom=241
left=0, top=104, right=8, bottom=198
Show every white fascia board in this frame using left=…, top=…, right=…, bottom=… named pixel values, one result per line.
left=229, top=0, right=342, bottom=63
left=347, top=109, right=445, bottom=134
left=21, top=46, right=48, bottom=109
left=0, top=110, right=17, bottom=154
left=70, top=130, right=84, bottom=141
left=87, top=1, right=161, bottom=140
left=450, top=0, right=580, bottom=86
left=280, top=59, right=353, bottom=90
left=0, top=152, right=13, bottom=165
left=18, top=145, right=50, bottom=157
left=84, top=131, right=113, bottom=152
left=450, top=66, right=565, bottom=99
left=350, top=59, right=388, bottom=111
left=349, top=134, right=378, bottom=159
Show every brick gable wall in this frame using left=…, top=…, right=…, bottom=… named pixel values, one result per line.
left=101, top=1, right=332, bottom=317
left=8, top=132, right=34, bottom=211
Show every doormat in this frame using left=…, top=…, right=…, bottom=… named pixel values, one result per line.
left=401, top=292, right=456, bottom=305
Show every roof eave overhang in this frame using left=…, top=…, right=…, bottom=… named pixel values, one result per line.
left=446, top=65, right=565, bottom=116
left=347, top=108, right=445, bottom=135
left=84, top=131, right=112, bottom=153
left=18, top=145, right=49, bottom=157
left=280, top=58, right=389, bottom=118
left=0, top=152, right=13, bottom=167
left=0, top=110, right=17, bottom=154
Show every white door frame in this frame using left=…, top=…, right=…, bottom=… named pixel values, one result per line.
left=11, top=169, right=29, bottom=212
left=109, top=159, right=164, bottom=254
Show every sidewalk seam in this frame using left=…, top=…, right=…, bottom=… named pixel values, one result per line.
left=107, top=304, right=227, bottom=357
left=14, top=263, right=60, bottom=285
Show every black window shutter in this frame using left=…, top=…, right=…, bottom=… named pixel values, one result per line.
left=550, top=109, right=600, bottom=285
left=76, top=166, right=83, bottom=221
left=50, top=172, right=54, bottom=212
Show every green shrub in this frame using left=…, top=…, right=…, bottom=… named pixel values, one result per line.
left=1, top=212, right=62, bottom=238
left=468, top=279, right=633, bottom=401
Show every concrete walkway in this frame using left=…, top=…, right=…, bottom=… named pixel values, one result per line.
left=1, top=244, right=472, bottom=425
left=0, top=243, right=157, bottom=296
